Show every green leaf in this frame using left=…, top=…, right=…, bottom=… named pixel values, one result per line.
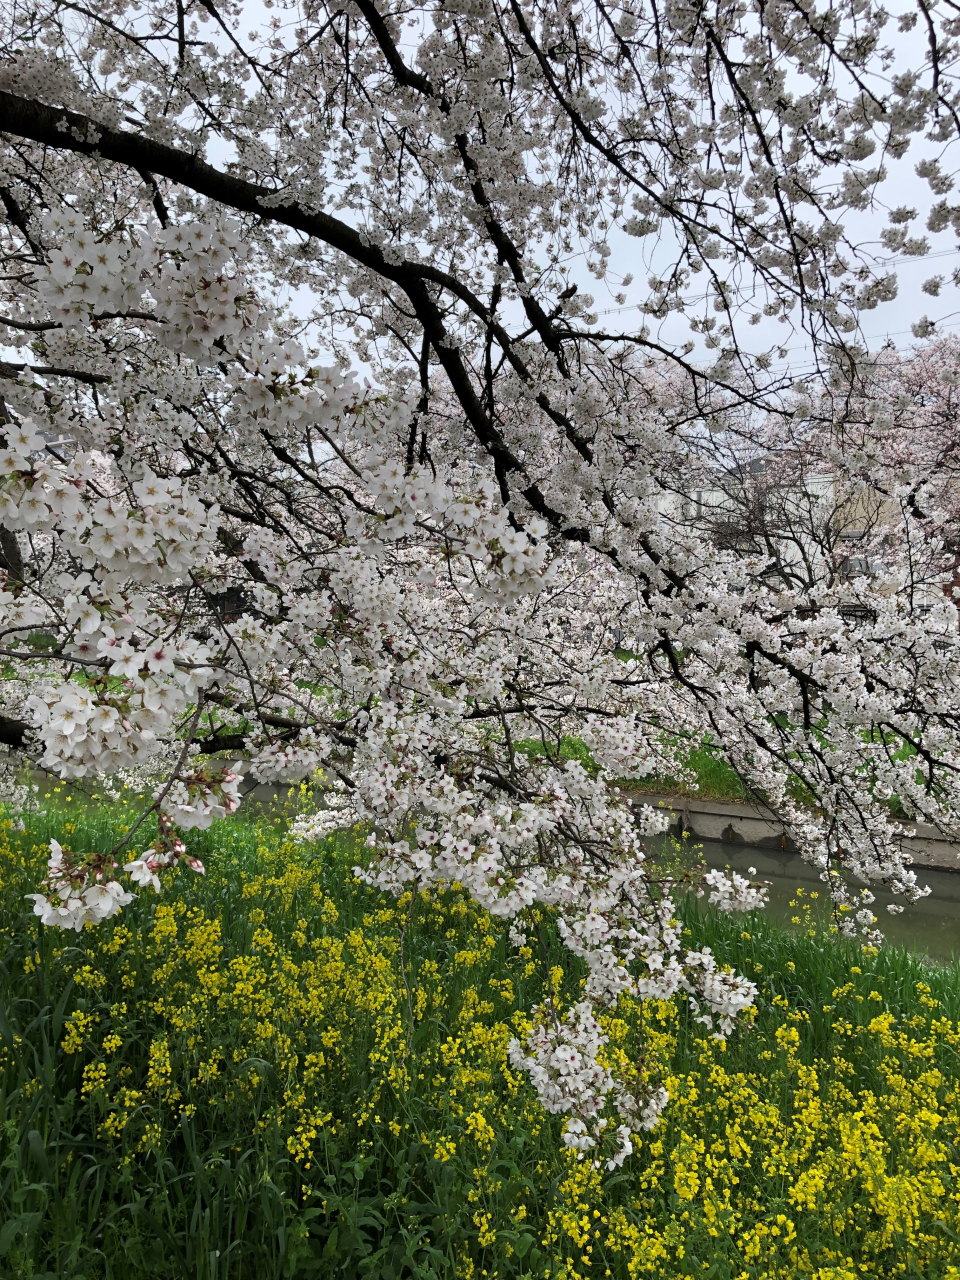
left=0, top=1211, right=42, bottom=1255
left=321, top=1226, right=339, bottom=1261
left=513, top=1231, right=535, bottom=1259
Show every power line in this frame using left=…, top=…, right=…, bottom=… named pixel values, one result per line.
left=760, top=318, right=960, bottom=377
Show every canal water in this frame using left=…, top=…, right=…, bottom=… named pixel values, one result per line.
left=657, top=837, right=960, bottom=962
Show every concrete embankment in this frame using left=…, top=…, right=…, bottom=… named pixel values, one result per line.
left=627, top=791, right=960, bottom=873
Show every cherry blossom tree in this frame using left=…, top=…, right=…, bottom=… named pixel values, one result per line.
left=0, top=0, right=957, bottom=1164
left=801, top=335, right=960, bottom=591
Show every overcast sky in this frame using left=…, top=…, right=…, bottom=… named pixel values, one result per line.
left=227, top=3, right=960, bottom=383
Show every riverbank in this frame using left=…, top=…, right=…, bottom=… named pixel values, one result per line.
left=662, top=835, right=960, bottom=961
left=626, top=784, right=960, bottom=874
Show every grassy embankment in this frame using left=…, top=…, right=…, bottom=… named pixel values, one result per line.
left=523, top=734, right=917, bottom=818
left=520, top=735, right=751, bottom=801
left=1, top=793, right=959, bottom=1279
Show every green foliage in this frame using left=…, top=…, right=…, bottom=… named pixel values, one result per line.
left=0, top=802, right=959, bottom=1278
left=514, top=733, right=750, bottom=799
left=514, top=735, right=598, bottom=773
left=654, top=744, right=751, bottom=800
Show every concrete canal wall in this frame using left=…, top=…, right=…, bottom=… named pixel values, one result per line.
left=629, top=791, right=960, bottom=873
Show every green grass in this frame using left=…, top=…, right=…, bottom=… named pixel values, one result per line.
left=516, top=734, right=751, bottom=801
left=514, top=729, right=926, bottom=814
left=1, top=801, right=960, bottom=1278
left=623, top=743, right=752, bottom=801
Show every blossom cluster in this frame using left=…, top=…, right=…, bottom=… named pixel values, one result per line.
left=508, top=1001, right=645, bottom=1171
left=26, top=839, right=133, bottom=931
left=156, top=769, right=242, bottom=831
left=248, top=733, right=329, bottom=784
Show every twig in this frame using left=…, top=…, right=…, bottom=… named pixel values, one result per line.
left=105, top=701, right=205, bottom=860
